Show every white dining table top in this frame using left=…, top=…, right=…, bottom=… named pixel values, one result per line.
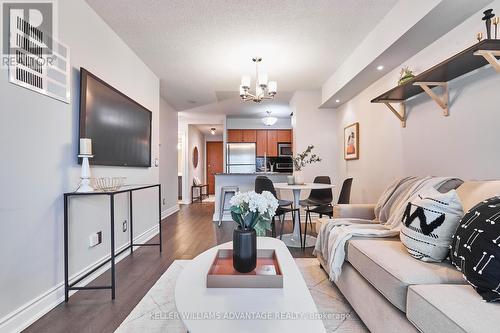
left=273, top=182, right=335, bottom=190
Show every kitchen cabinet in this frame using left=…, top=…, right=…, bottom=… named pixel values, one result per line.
left=227, top=129, right=242, bottom=142
left=230, top=129, right=292, bottom=157
left=227, top=129, right=257, bottom=142
left=256, top=130, right=267, bottom=156
left=277, top=130, right=292, bottom=143
left=242, top=130, right=257, bottom=142
left=266, top=130, right=278, bottom=157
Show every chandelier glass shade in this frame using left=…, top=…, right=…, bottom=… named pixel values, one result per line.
left=240, top=57, right=277, bottom=103
left=262, top=111, right=278, bottom=126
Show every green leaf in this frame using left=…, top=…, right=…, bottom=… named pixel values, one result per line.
left=231, top=211, right=244, bottom=228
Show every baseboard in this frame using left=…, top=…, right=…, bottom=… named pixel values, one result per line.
left=161, top=204, right=180, bottom=220
left=0, top=223, right=160, bottom=333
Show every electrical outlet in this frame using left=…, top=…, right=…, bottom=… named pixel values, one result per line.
left=122, top=220, right=127, bottom=232
left=89, top=231, right=102, bottom=248
left=163, top=198, right=166, bottom=205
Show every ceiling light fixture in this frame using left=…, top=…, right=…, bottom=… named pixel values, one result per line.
left=240, top=57, right=277, bottom=103
left=210, top=127, right=216, bottom=135
left=335, top=99, right=340, bottom=103
left=377, top=65, right=384, bottom=71
left=262, top=111, right=278, bottom=126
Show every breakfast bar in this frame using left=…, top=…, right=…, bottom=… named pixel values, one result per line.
left=213, top=173, right=291, bottom=222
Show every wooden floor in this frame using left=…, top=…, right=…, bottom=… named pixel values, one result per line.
left=24, top=202, right=316, bottom=333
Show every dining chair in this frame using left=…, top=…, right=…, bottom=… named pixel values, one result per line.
left=303, top=178, right=353, bottom=249
left=255, top=176, right=300, bottom=239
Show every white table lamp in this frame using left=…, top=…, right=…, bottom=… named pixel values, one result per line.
left=77, top=138, right=94, bottom=193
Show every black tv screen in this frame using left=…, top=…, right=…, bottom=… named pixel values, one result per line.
left=79, top=68, right=152, bottom=167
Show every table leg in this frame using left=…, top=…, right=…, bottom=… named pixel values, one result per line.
left=110, top=194, right=116, bottom=300
left=279, top=189, right=318, bottom=248
left=280, top=189, right=302, bottom=247
left=129, top=191, right=133, bottom=254
left=64, top=194, right=69, bottom=302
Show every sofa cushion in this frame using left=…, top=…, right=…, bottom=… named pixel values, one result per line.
left=400, top=188, right=463, bottom=262
left=407, top=284, right=500, bottom=333
left=450, top=196, right=500, bottom=302
left=456, top=180, right=500, bottom=213
left=347, top=239, right=466, bottom=312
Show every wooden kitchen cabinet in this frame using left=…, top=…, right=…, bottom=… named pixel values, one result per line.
left=241, top=130, right=257, bottom=142
left=277, top=129, right=292, bottom=143
left=256, top=130, right=267, bottom=156
left=227, top=129, right=242, bottom=142
left=266, top=130, right=278, bottom=157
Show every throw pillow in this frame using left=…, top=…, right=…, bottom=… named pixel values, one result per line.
left=450, top=196, right=500, bottom=302
left=400, top=188, right=463, bottom=262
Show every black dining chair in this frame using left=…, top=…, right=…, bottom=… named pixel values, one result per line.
left=299, top=176, right=333, bottom=231
left=299, top=176, right=333, bottom=208
left=255, top=176, right=300, bottom=240
left=303, top=178, right=353, bottom=249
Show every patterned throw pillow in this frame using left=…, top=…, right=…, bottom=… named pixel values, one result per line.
left=400, top=188, right=464, bottom=262
left=450, top=196, right=500, bottom=302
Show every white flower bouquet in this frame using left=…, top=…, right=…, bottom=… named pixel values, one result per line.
left=229, top=191, right=279, bottom=236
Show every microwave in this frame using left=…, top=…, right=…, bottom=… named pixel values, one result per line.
left=278, top=143, right=292, bottom=157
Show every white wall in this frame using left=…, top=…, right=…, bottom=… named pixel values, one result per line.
left=290, top=91, right=338, bottom=199
left=187, top=125, right=205, bottom=202
left=159, top=98, right=179, bottom=215
left=0, top=0, right=160, bottom=331
left=334, top=1, right=500, bottom=204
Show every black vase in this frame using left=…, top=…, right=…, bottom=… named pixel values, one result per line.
left=233, top=228, right=257, bottom=273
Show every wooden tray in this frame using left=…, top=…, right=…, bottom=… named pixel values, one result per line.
left=206, top=249, right=283, bottom=288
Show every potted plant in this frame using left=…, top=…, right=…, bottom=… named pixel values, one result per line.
left=398, top=66, right=415, bottom=85
left=292, top=145, right=321, bottom=185
left=229, top=191, right=279, bottom=273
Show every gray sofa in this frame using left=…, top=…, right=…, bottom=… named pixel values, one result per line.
left=315, top=180, right=500, bottom=333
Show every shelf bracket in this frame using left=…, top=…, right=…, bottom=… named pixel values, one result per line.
left=474, top=50, right=500, bottom=73
left=413, top=82, right=449, bottom=116
left=381, top=101, right=406, bottom=128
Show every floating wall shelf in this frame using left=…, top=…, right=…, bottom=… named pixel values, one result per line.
left=371, top=40, right=500, bottom=127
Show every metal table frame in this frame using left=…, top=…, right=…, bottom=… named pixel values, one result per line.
left=63, top=184, right=162, bottom=301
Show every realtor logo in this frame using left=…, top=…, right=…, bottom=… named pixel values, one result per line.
left=2, top=1, right=54, bottom=56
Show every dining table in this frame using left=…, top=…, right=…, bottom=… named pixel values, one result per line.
left=274, top=182, right=335, bottom=248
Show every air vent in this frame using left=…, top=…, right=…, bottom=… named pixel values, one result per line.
left=8, top=14, right=70, bottom=103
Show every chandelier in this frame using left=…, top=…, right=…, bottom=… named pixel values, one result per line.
left=262, top=111, right=278, bottom=126
left=239, top=57, right=277, bottom=103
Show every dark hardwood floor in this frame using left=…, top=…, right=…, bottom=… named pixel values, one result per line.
left=24, top=202, right=316, bottom=333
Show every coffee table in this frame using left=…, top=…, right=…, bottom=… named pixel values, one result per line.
left=175, top=237, right=326, bottom=333
left=274, top=182, right=335, bottom=248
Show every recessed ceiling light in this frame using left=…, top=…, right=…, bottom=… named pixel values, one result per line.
left=377, top=65, right=384, bottom=71
left=335, top=99, right=340, bottom=103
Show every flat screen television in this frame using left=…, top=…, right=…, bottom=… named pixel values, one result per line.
left=79, top=68, right=152, bottom=167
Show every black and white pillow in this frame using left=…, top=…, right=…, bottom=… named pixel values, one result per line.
left=400, top=188, right=463, bottom=262
left=451, top=196, right=500, bottom=302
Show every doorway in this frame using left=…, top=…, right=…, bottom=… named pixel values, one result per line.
left=206, top=141, right=223, bottom=195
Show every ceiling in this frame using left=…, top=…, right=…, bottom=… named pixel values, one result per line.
left=85, top=0, right=398, bottom=112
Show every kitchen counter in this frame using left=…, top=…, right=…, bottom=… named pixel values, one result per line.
left=213, top=172, right=292, bottom=222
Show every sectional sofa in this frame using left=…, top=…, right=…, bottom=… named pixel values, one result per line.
left=315, top=180, right=500, bottom=333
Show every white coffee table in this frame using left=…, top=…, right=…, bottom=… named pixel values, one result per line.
left=175, top=237, right=326, bottom=333
left=274, top=183, right=335, bottom=248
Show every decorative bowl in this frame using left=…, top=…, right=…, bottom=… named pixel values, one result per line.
left=92, top=177, right=126, bottom=192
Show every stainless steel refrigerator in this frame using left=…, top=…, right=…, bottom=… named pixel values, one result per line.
left=226, top=143, right=256, bottom=173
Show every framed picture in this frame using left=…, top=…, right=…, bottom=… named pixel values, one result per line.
left=344, top=122, right=359, bottom=160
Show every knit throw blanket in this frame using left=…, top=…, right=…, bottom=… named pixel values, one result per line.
left=314, top=176, right=458, bottom=281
